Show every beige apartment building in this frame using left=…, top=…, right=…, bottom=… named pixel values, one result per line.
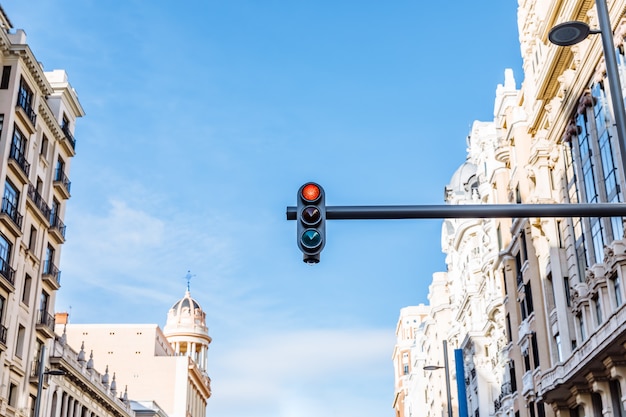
left=55, top=288, right=212, bottom=417
left=0, top=6, right=84, bottom=417
left=395, top=1, right=626, bottom=417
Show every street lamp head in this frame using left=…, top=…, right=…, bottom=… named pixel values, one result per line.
left=549, top=21, right=597, bottom=46
left=44, top=369, right=66, bottom=376
left=423, top=365, right=444, bottom=371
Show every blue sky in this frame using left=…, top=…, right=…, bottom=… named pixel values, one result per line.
left=4, top=2, right=522, bottom=417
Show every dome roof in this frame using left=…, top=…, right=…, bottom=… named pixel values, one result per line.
left=163, top=289, right=210, bottom=339
left=444, top=160, right=478, bottom=202
left=448, top=160, right=477, bottom=194
left=170, top=291, right=201, bottom=314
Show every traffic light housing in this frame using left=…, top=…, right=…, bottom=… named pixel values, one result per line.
left=297, top=182, right=326, bottom=264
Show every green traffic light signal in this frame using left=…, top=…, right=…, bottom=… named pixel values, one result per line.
left=300, top=229, right=322, bottom=250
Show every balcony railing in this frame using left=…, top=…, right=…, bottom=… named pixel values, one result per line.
left=37, top=309, right=55, bottom=332
left=27, top=184, right=51, bottom=220
left=54, top=168, right=71, bottom=195
left=0, top=324, right=6, bottom=346
left=0, top=256, right=15, bottom=287
left=43, top=259, right=61, bottom=285
left=49, top=214, right=66, bottom=239
left=17, top=94, right=36, bottom=125
left=493, top=381, right=513, bottom=413
left=9, top=143, right=30, bottom=177
left=61, top=125, right=76, bottom=151
left=1, top=197, right=22, bottom=229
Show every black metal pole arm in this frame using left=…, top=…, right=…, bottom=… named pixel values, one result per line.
left=286, top=203, right=626, bottom=220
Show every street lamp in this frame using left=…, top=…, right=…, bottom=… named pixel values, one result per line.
left=33, top=345, right=66, bottom=417
left=424, top=340, right=453, bottom=417
left=548, top=0, right=626, bottom=176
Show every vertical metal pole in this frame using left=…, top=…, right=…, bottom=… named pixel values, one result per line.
left=595, top=0, right=626, bottom=175
left=443, top=340, right=453, bottom=417
left=33, top=345, right=45, bottom=417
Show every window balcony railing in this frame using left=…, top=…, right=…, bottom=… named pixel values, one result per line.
left=36, top=309, right=55, bottom=333
left=9, top=144, right=30, bottom=178
left=54, top=168, right=71, bottom=195
left=49, top=213, right=66, bottom=240
left=17, top=95, right=36, bottom=125
left=1, top=197, right=22, bottom=229
left=61, top=125, right=76, bottom=151
left=0, top=256, right=15, bottom=287
left=27, top=184, right=51, bottom=220
left=43, top=259, right=61, bottom=284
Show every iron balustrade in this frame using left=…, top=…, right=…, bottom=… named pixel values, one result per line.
left=49, top=214, right=66, bottom=239
left=9, top=143, right=30, bottom=177
left=37, top=309, right=55, bottom=331
left=0, top=256, right=15, bottom=286
left=1, top=197, right=22, bottom=229
left=493, top=381, right=513, bottom=413
left=27, top=184, right=51, bottom=220
left=61, top=125, right=76, bottom=151
left=54, top=168, right=71, bottom=194
left=16, top=94, right=36, bottom=125
left=43, top=259, right=61, bottom=284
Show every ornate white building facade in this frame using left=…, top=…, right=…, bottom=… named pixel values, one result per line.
left=395, top=1, right=626, bottom=417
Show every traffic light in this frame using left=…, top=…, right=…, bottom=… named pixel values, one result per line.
left=297, top=182, right=326, bottom=264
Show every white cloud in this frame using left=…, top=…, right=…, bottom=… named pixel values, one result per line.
left=207, top=328, right=395, bottom=417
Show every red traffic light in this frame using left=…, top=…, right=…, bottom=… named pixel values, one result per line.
left=301, top=183, right=321, bottom=202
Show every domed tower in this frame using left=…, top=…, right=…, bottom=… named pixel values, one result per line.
left=163, top=283, right=212, bottom=373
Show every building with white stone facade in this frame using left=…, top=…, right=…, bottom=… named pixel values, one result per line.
left=0, top=6, right=84, bottom=417
left=395, top=1, right=626, bottom=417
left=393, top=74, right=514, bottom=417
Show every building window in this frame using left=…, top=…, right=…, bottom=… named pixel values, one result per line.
left=0, top=66, right=11, bottom=89
left=523, top=350, right=531, bottom=372
left=40, top=291, right=49, bottom=315
left=577, top=313, right=586, bottom=342
left=521, top=282, right=534, bottom=320
left=610, top=379, right=625, bottom=417
left=3, top=180, right=20, bottom=222
left=0, top=293, right=5, bottom=324
left=40, top=134, right=48, bottom=158
left=22, top=274, right=31, bottom=305
left=17, top=77, right=34, bottom=119
left=555, top=333, right=563, bottom=362
left=566, top=84, right=624, bottom=268
left=593, top=294, right=603, bottom=325
left=15, top=324, right=25, bottom=358
left=0, top=233, right=12, bottom=276
left=28, top=226, right=36, bottom=250
left=50, top=198, right=60, bottom=226
left=564, top=276, right=572, bottom=307
left=509, top=362, right=517, bottom=393
left=515, top=252, right=523, bottom=287
left=531, top=332, right=540, bottom=369
left=506, top=314, right=512, bottom=342
left=8, top=382, right=17, bottom=407
left=10, top=125, right=29, bottom=175
left=537, top=402, right=546, bottom=417
left=520, top=231, right=528, bottom=262
left=611, top=273, right=623, bottom=308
